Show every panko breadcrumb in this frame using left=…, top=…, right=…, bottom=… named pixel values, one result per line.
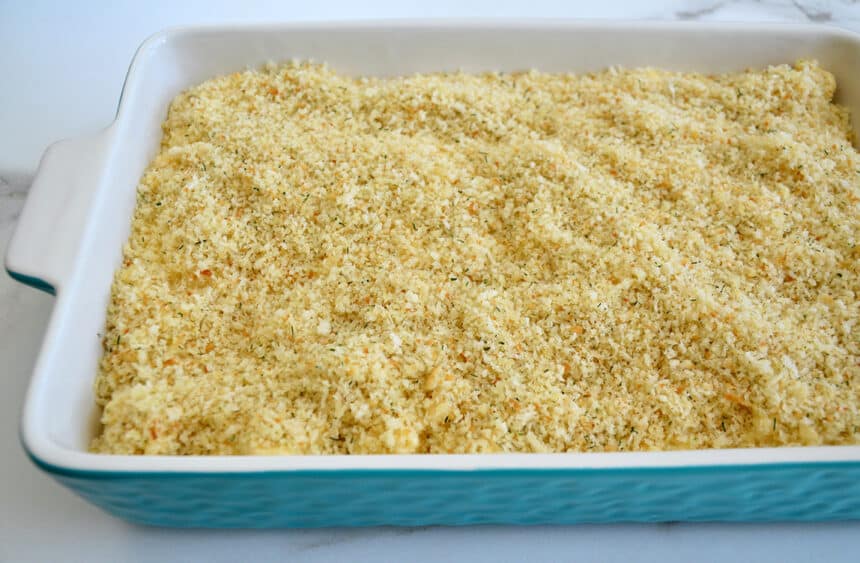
left=91, top=60, right=860, bottom=455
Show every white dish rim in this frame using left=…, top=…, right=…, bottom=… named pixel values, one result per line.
left=14, top=19, right=860, bottom=474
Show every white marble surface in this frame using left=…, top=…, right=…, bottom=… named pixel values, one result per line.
left=2, top=1, right=859, bottom=561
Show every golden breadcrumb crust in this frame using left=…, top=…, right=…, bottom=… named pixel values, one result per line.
left=92, top=60, right=860, bottom=455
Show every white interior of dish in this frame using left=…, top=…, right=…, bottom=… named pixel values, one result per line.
left=22, top=21, right=860, bottom=472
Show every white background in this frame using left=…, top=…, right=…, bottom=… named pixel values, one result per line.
left=2, top=1, right=860, bottom=561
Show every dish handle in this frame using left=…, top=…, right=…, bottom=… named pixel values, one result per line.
left=5, top=127, right=115, bottom=295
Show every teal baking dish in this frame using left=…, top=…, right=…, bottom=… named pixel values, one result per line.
left=7, top=20, right=860, bottom=527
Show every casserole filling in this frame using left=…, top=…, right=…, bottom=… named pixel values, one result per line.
left=92, top=61, right=860, bottom=454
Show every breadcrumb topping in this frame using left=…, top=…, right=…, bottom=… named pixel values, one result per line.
left=91, top=60, right=860, bottom=455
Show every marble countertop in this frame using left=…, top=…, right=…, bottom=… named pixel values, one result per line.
left=2, top=1, right=859, bottom=561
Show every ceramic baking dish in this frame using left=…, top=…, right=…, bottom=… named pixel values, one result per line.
left=7, top=20, right=860, bottom=527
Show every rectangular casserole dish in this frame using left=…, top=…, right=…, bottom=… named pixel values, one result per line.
left=7, top=20, right=860, bottom=527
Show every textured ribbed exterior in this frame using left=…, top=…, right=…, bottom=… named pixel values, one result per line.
left=37, top=459, right=860, bottom=527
